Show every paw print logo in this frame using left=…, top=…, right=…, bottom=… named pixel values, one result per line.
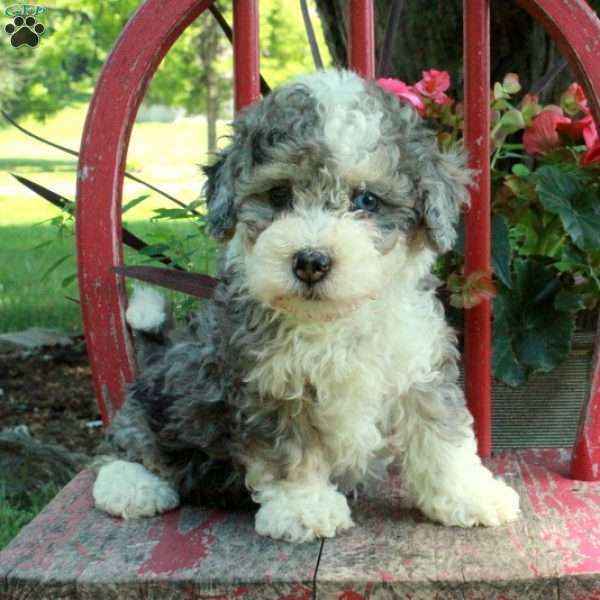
left=4, top=15, right=44, bottom=47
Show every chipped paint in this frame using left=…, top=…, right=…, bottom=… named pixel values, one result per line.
left=138, top=510, right=226, bottom=575
left=78, top=165, right=91, bottom=181
left=3, top=453, right=600, bottom=597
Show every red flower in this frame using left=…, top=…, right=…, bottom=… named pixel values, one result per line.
left=376, top=78, right=425, bottom=115
left=523, top=110, right=572, bottom=155
left=414, top=69, right=452, bottom=105
left=580, top=114, right=599, bottom=148
left=581, top=141, right=600, bottom=166
left=557, top=114, right=598, bottom=148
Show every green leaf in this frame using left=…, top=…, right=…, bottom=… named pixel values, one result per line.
left=492, top=214, right=512, bottom=288
left=492, top=334, right=527, bottom=386
left=41, top=254, right=71, bottom=280
left=492, top=258, right=575, bottom=386
left=497, top=109, right=525, bottom=134
left=553, top=288, right=587, bottom=312
left=138, top=244, right=170, bottom=257
left=122, top=194, right=150, bottom=214
left=151, top=208, right=194, bottom=220
left=493, top=82, right=510, bottom=100
left=61, top=273, right=78, bottom=288
left=511, top=213, right=540, bottom=257
left=535, top=165, right=600, bottom=251
left=553, top=244, right=587, bottom=274
left=511, top=163, right=530, bottom=177
left=32, top=239, right=54, bottom=251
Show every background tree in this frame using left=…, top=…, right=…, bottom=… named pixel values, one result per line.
left=0, top=0, right=326, bottom=149
left=315, top=0, right=600, bottom=99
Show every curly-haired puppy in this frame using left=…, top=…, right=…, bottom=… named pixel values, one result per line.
left=93, top=69, right=519, bottom=542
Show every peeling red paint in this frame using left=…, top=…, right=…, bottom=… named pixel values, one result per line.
left=278, top=584, right=313, bottom=600
left=138, top=510, right=226, bottom=575
left=0, top=472, right=95, bottom=574
left=337, top=591, right=366, bottom=600
left=520, top=449, right=600, bottom=575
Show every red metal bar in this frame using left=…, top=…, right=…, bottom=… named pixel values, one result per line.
left=233, top=0, right=260, bottom=111
left=463, top=0, right=492, bottom=458
left=76, top=0, right=215, bottom=425
left=347, top=0, right=375, bottom=78
left=514, top=0, right=600, bottom=480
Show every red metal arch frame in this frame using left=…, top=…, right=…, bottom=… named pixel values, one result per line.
left=76, top=0, right=600, bottom=479
left=76, top=0, right=260, bottom=424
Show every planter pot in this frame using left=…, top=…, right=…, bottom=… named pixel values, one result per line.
left=490, top=331, right=595, bottom=451
left=458, top=331, right=595, bottom=451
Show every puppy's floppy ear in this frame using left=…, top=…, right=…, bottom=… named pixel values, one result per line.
left=202, top=148, right=237, bottom=240
left=418, top=147, right=472, bottom=253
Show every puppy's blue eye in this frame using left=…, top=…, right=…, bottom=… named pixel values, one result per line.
left=351, top=191, right=380, bottom=212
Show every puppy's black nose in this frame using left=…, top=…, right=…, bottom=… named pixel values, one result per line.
left=292, top=249, right=331, bottom=284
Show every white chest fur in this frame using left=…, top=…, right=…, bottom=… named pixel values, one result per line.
left=244, top=281, right=450, bottom=485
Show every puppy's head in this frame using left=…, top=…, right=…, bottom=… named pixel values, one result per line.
left=203, top=69, right=470, bottom=321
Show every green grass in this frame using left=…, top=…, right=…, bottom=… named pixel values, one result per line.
left=0, top=104, right=231, bottom=225
left=0, top=103, right=224, bottom=332
left=0, top=220, right=218, bottom=332
left=0, top=483, right=59, bottom=550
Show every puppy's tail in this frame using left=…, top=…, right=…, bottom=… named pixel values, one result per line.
left=126, top=286, right=173, bottom=367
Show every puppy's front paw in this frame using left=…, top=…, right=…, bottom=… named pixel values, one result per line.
left=93, top=460, right=179, bottom=519
left=424, top=472, right=520, bottom=528
left=255, top=485, right=354, bottom=543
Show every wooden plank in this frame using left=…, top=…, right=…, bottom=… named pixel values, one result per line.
left=315, top=449, right=600, bottom=599
left=0, top=471, right=97, bottom=598
left=76, top=502, right=320, bottom=599
left=517, top=448, right=600, bottom=600
left=4, top=451, right=600, bottom=598
left=0, top=471, right=321, bottom=600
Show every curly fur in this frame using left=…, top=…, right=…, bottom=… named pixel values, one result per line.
left=94, top=69, right=519, bottom=542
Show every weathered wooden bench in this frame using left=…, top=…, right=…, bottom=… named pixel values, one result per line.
left=2, top=450, right=600, bottom=598
left=3, top=0, right=600, bottom=598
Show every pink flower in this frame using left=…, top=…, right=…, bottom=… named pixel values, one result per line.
left=581, top=141, right=600, bottom=166
left=414, top=69, right=452, bottom=105
left=376, top=78, right=425, bottom=115
left=557, top=114, right=599, bottom=148
left=523, top=110, right=572, bottom=155
left=581, top=114, right=598, bottom=148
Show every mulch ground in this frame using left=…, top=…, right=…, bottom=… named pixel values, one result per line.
left=0, top=340, right=102, bottom=456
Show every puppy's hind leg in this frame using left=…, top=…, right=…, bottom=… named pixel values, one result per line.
left=93, top=459, right=179, bottom=519
left=125, top=286, right=174, bottom=368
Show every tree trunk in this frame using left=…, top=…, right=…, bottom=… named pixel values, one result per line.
left=315, top=0, right=600, bottom=100
left=197, top=16, right=222, bottom=154
left=206, top=72, right=218, bottom=154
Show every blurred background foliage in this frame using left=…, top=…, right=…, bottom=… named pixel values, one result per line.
left=0, top=0, right=330, bottom=141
